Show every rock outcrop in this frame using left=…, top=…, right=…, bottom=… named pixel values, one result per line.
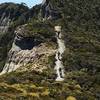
left=0, top=3, right=31, bottom=71
left=0, top=3, right=29, bottom=33
left=0, top=13, right=11, bottom=33
left=0, top=25, right=56, bottom=75
left=0, top=42, right=56, bottom=75
left=41, top=0, right=62, bottom=20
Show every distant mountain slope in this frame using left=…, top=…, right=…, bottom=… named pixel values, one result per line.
left=0, top=0, right=100, bottom=100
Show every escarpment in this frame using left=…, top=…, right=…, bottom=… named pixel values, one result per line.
left=41, top=0, right=62, bottom=20
left=0, top=24, right=56, bottom=75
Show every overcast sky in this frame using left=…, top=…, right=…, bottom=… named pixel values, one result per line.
left=0, top=0, right=42, bottom=8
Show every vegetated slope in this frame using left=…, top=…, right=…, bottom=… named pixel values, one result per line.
left=0, top=3, right=29, bottom=71
left=0, top=0, right=100, bottom=100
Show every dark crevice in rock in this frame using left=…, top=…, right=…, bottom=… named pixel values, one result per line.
left=14, top=35, right=42, bottom=50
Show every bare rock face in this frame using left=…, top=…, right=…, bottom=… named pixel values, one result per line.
left=0, top=25, right=56, bottom=75
left=41, top=0, right=62, bottom=20
left=14, top=24, right=36, bottom=50
left=0, top=13, right=11, bottom=33
left=0, top=42, right=55, bottom=75
left=14, top=24, right=44, bottom=50
left=0, top=3, right=29, bottom=33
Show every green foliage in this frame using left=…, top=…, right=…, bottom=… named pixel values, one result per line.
left=0, top=3, right=29, bottom=20
left=26, top=20, right=55, bottom=39
left=0, top=0, right=100, bottom=99
left=0, top=69, right=98, bottom=100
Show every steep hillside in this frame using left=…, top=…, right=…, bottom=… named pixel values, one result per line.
left=0, top=3, right=29, bottom=71
left=0, top=0, right=100, bottom=100
left=0, top=3, right=41, bottom=71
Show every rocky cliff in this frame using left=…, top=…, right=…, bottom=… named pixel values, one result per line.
left=0, top=3, right=30, bottom=71
left=0, top=24, right=56, bottom=75
left=41, top=0, right=62, bottom=20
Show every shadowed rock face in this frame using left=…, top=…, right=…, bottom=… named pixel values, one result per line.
left=0, top=23, right=56, bottom=75
left=14, top=35, right=40, bottom=50
left=14, top=24, right=42, bottom=50
left=41, top=0, right=62, bottom=20
left=0, top=3, right=29, bottom=33
left=0, top=13, right=11, bottom=33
